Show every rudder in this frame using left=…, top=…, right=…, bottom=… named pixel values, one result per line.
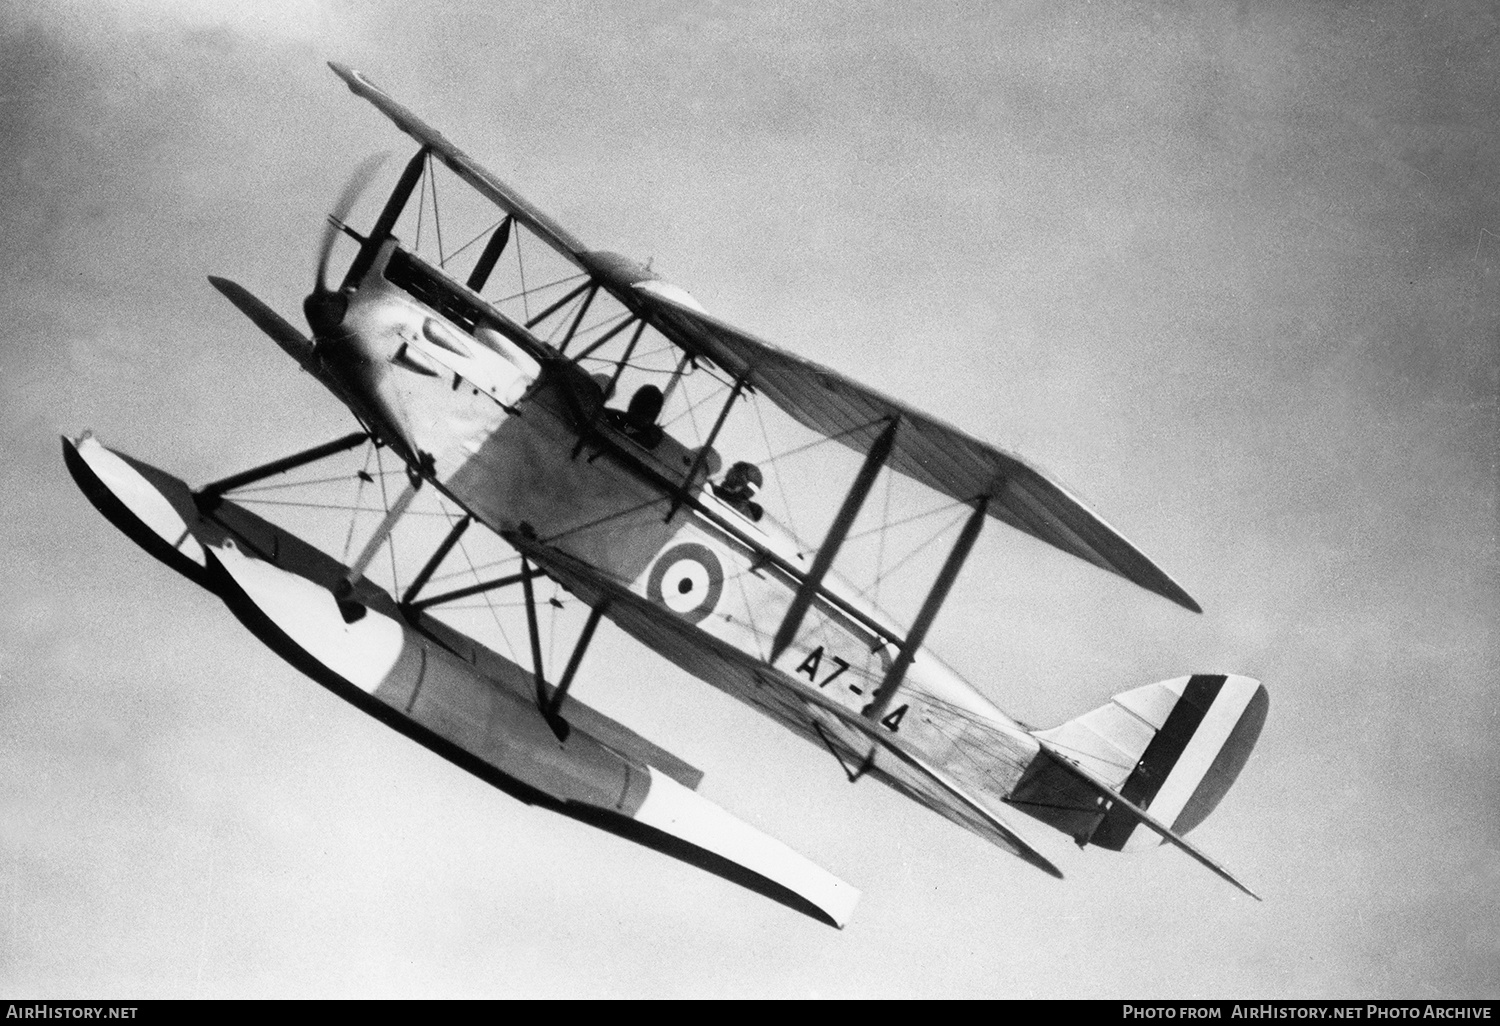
left=1016, top=674, right=1268, bottom=851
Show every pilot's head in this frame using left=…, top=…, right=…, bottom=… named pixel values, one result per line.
left=626, top=385, right=664, bottom=430
left=725, top=461, right=763, bottom=497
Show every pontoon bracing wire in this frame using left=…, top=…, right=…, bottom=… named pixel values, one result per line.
left=343, top=444, right=377, bottom=562
left=437, top=500, right=519, bottom=662
left=230, top=498, right=453, bottom=516
left=422, top=551, right=522, bottom=587
left=373, top=445, right=400, bottom=594
left=222, top=469, right=394, bottom=494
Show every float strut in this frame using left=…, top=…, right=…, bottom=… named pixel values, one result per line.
left=197, top=431, right=369, bottom=504
left=544, top=600, right=609, bottom=740
left=401, top=514, right=472, bottom=607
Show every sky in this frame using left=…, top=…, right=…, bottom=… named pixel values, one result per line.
left=1, top=0, right=1496, bottom=999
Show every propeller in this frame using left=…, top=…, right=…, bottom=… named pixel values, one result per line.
left=208, top=276, right=314, bottom=366
left=303, top=153, right=387, bottom=338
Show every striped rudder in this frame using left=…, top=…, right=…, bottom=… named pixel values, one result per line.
left=1029, top=674, right=1268, bottom=851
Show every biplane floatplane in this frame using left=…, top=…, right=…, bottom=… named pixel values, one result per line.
left=65, top=64, right=1267, bottom=927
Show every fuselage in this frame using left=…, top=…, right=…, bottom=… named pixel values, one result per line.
left=313, top=239, right=1043, bottom=822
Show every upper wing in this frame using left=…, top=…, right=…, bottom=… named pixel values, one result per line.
left=329, top=63, right=593, bottom=271
left=629, top=292, right=1201, bottom=612
left=330, top=64, right=1199, bottom=613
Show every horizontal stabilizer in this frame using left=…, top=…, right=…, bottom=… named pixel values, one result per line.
left=1036, top=740, right=1261, bottom=901
left=1013, top=674, right=1267, bottom=899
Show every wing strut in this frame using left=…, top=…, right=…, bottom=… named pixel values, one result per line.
left=525, top=280, right=594, bottom=330
left=519, top=555, right=550, bottom=710
left=465, top=215, right=512, bottom=293
left=666, top=373, right=747, bottom=520
left=661, top=350, right=693, bottom=405
left=864, top=495, right=989, bottom=721
left=344, top=146, right=428, bottom=289
left=770, top=416, right=900, bottom=663
left=518, top=555, right=575, bottom=741
left=572, top=313, right=643, bottom=367
left=557, top=283, right=600, bottom=355
left=571, top=318, right=649, bottom=460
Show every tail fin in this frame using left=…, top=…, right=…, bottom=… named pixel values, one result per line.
left=1012, top=675, right=1268, bottom=852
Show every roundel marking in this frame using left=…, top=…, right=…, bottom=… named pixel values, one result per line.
left=646, top=542, right=724, bottom=624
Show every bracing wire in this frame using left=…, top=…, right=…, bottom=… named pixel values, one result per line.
left=444, top=215, right=508, bottom=268
left=233, top=499, right=451, bottom=517
left=414, top=161, right=426, bottom=254
left=429, top=153, right=445, bottom=268
left=855, top=507, right=971, bottom=606
left=342, top=444, right=376, bottom=562
left=845, top=495, right=966, bottom=543
left=514, top=228, right=529, bottom=321
left=662, top=376, right=729, bottom=431
left=372, top=446, right=399, bottom=594
left=446, top=512, right=519, bottom=663
left=495, top=271, right=588, bottom=306
left=750, top=394, right=799, bottom=537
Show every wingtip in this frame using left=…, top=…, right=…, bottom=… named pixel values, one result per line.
left=327, top=62, right=370, bottom=95
left=206, top=275, right=248, bottom=304
left=1027, top=848, right=1065, bottom=880
left=1151, top=569, right=1201, bottom=614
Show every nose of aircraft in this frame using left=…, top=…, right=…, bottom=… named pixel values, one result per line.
left=303, top=286, right=350, bottom=339
left=313, top=321, right=425, bottom=474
